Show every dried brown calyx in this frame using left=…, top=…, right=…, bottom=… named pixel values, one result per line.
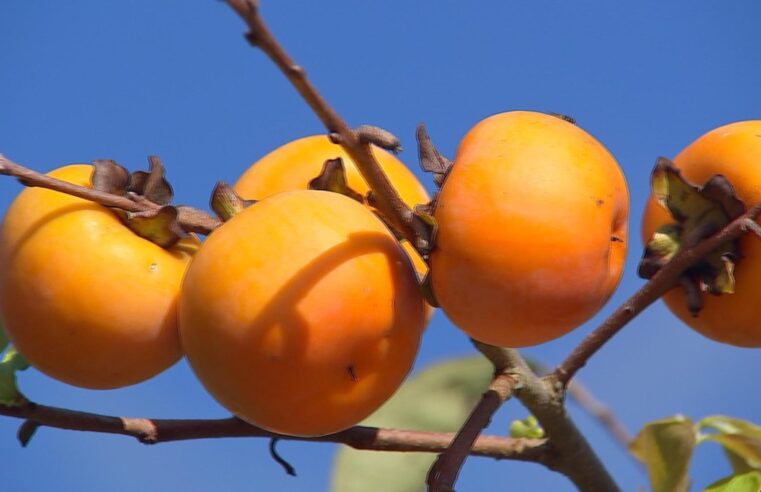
left=91, top=157, right=188, bottom=248
left=638, top=157, right=745, bottom=315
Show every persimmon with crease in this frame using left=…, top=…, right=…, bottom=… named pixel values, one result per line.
left=0, top=165, right=198, bottom=389
left=179, top=190, right=427, bottom=437
left=233, top=135, right=430, bottom=278
left=431, top=111, right=629, bottom=347
left=642, top=120, right=761, bottom=347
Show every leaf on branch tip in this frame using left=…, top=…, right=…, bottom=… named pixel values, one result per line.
left=123, top=206, right=186, bottom=248
left=704, top=471, right=761, bottom=492
left=629, top=415, right=696, bottom=492
left=699, top=416, right=761, bottom=472
left=91, top=159, right=130, bottom=196
left=308, top=158, right=364, bottom=203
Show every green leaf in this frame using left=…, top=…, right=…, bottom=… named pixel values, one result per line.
left=629, top=415, right=697, bottom=492
left=699, top=416, right=761, bottom=470
left=0, top=346, right=30, bottom=406
left=330, top=356, right=492, bottom=492
left=704, top=471, right=761, bottom=492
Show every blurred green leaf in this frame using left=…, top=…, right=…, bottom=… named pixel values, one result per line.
left=704, top=471, right=761, bottom=492
left=629, top=415, right=697, bottom=492
left=330, top=356, right=492, bottom=492
left=700, top=416, right=761, bottom=471
left=0, top=319, right=9, bottom=353
left=0, top=346, right=30, bottom=406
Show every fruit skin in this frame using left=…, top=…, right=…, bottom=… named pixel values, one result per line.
left=642, top=120, right=761, bottom=347
left=0, top=165, right=198, bottom=389
left=233, top=135, right=431, bottom=279
left=179, top=190, right=427, bottom=437
left=233, top=134, right=429, bottom=209
left=431, top=111, right=629, bottom=347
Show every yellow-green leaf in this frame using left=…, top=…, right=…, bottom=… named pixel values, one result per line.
left=704, top=471, right=761, bottom=492
left=629, top=415, right=697, bottom=492
left=700, top=416, right=761, bottom=470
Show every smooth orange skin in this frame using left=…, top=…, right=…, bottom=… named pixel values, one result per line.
left=642, top=120, right=761, bottom=347
left=179, top=190, right=427, bottom=437
left=233, top=135, right=431, bottom=279
left=0, top=165, right=198, bottom=389
left=431, top=111, right=629, bottom=347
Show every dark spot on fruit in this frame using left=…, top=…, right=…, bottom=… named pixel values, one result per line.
left=611, top=235, right=624, bottom=242
left=595, top=199, right=605, bottom=207
left=347, top=365, right=358, bottom=382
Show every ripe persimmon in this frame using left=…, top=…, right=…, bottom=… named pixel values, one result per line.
left=233, top=135, right=431, bottom=278
left=431, top=111, right=629, bottom=347
left=179, top=190, right=427, bottom=437
left=642, top=120, right=761, bottom=347
left=0, top=165, right=198, bottom=389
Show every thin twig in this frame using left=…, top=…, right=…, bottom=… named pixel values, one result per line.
left=0, top=154, right=220, bottom=235
left=427, top=364, right=518, bottom=492
left=554, top=202, right=761, bottom=386
left=224, top=0, right=431, bottom=252
left=0, top=401, right=550, bottom=464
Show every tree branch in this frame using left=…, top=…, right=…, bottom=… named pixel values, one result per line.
left=0, top=401, right=550, bottom=464
left=0, top=154, right=220, bottom=235
left=427, top=363, right=518, bottom=491
left=223, top=0, right=432, bottom=253
left=554, top=202, right=761, bottom=386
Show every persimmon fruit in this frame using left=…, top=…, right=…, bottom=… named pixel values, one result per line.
left=431, top=111, right=629, bottom=347
left=233, top=134, right=431, bottom=278
left=179, top=190, right=427, bottom=437
left=642, top=120, right=761, bottom=347
left=0, top=164, right=198, bottom=389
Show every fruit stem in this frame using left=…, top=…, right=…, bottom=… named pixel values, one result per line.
left=225, top=0, right=433, bottom=254
left=0, top=154, right=220, bottom=235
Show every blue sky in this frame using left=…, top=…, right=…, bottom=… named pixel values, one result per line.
left=1, top=1, right=760, bottom=490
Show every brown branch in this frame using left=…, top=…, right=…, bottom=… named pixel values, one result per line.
left=528, top=359, right=632, bottom=450
left=0, top=401, right=551, bottom=464
left=554, top=202, right=761, bottom=386
left=475, top=343, right=621, bottom=492
left=223, top=0, right=431, bottom=252
left=427, top=364, right=518, bottom=492
left=428, top=341, right=620, bottom=492
left=0, top=154, right=220, bottom=235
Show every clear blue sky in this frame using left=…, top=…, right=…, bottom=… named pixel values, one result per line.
left=1, top=1, right=760, bottom=490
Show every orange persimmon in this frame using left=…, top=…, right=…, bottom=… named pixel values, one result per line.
left=642, top=120, right=761, bottom=347
left=179, top=190, right=427, bottom=436
left=0, top=165, right=198, bottom=389
left=233, top=135, right=430, bottom=279
left=431, top=111, right=629, bottom=347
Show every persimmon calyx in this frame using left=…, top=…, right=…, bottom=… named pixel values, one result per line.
left=308, top=158, right=365, bottom=203
left=91, top=157, right=186, bottom=248
left=638, top=157, right=744, bottom=314
left=416, top=123, right=452, bottom=187
left=210, top=181, right=255, bottom=222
